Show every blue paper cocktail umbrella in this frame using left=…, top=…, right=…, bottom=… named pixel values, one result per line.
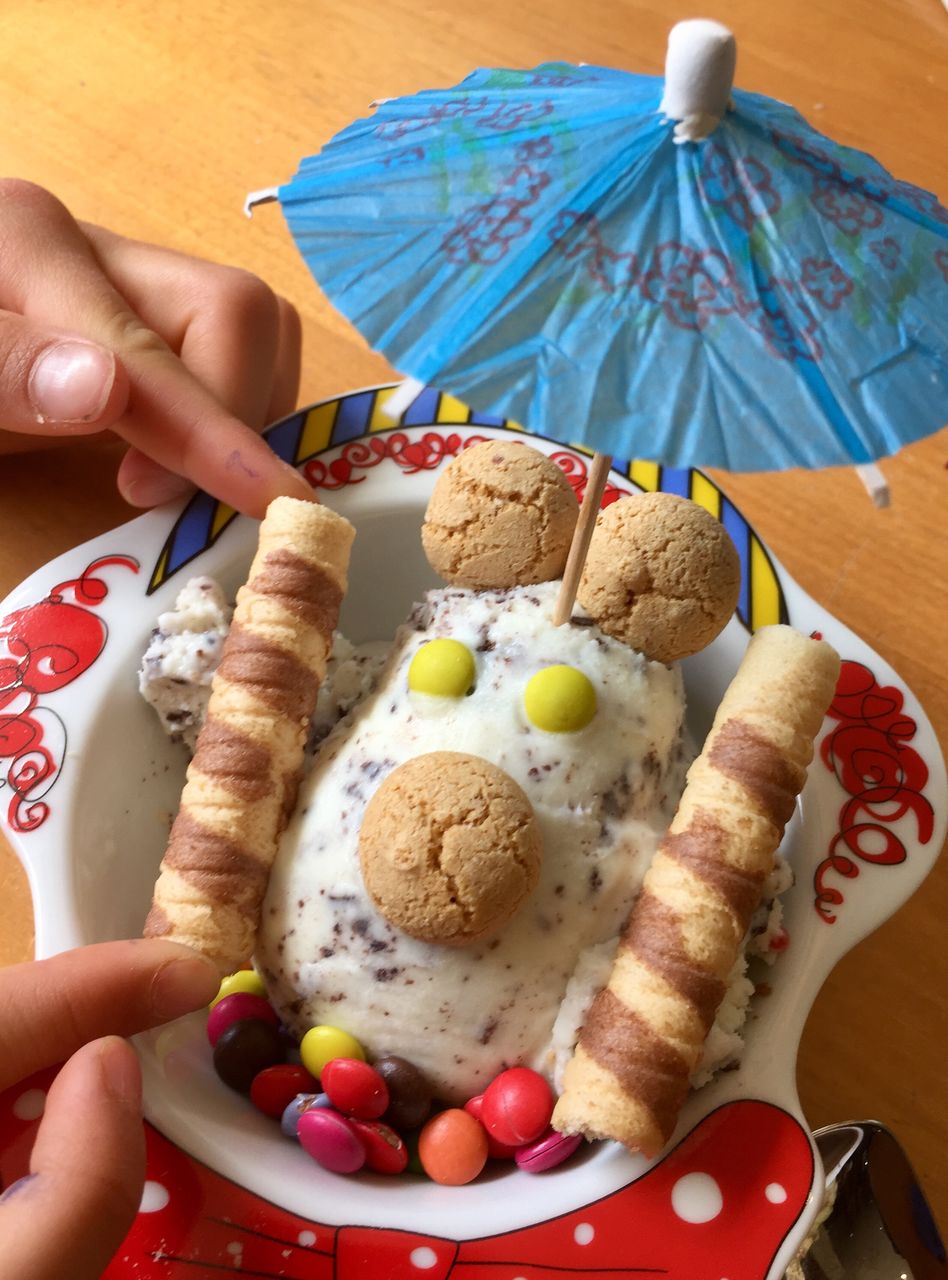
left=250, top=20, right=947, bottom=610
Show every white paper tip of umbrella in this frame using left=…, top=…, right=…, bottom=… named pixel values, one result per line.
left=660, top=19, right=736, bottom=144
left=243, top=187, right=280, bottom=218
left=856, top=463, right=891, bottom=508
left=383, top=377, right=426, bottom=420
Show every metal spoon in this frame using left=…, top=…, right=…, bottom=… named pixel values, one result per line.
left=793, top=1121, right=946, bottom=1279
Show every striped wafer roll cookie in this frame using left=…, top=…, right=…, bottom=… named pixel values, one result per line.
left=552, top=624, right=840, bottom=1156
left=144, top=496, right=354, bottom=973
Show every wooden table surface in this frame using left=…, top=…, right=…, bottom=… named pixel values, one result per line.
left=1, top=0, right=946, bottom=1232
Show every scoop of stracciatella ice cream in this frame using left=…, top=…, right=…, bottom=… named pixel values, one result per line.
left=139, top=576, right=386, bottom=753
left=257, top=582, right=689, bottom=1102
left=139, top=577, right=232, bottom=751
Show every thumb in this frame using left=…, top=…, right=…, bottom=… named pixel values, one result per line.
left=0, top=1037, right=145, bottom=1280
left=0, top=310, right=130, bottom=434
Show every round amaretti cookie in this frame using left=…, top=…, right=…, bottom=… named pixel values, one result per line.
left=421, top=440, right=578, bottom=589
left=358, top=751, right=542, bottom=946
left=577, top=493, right=740, bottom=664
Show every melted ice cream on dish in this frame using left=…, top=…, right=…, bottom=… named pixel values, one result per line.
left=139, top=576, right=386, bottom=753
left=257, top=583, right=690, bottom=1101
left=139, top=577, right=232, bottom=751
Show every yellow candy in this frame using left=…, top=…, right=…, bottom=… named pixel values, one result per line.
left=210, top=969, right=266, bottom=1008
left=300, top=1025, right=365, bottom=1077
left=408, top=638, right=475, bottom=698
left=524, top=665, right=597, bottom=733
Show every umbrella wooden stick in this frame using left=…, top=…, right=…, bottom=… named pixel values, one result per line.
left=855, top=462, right=890, bottom=508
left=553, top=451, right=612, bottom=626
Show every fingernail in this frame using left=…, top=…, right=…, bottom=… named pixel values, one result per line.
left=99, top=1037, right=141, bottom=1107
left=279, top=461, right=314, bottom=501
left=28, top=340, right=115, bottom=424
left=0, top=1173, right=38, bottom=1205
left=151, top=954, right=221, bottom=1021
left=122, top=471, right=194, bottom=508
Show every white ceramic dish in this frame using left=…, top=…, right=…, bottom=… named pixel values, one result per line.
left=1, top=383, right=944, bottom=1280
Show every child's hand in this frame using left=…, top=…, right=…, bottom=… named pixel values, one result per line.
left=0, top=939, right=219, bottom=1279
left=0, top=179, right=314, bottom=517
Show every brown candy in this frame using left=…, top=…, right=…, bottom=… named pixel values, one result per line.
left=213, top=1019, right=285, bottom=1093
left=375, top=1054, right=434, bottom=1131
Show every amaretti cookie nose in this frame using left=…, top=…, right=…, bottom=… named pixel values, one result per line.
left=358, top=751, right=542, bottom=946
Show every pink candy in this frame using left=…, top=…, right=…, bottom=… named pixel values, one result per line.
left=515, top=1127, right=583, bottom=1173
left=298, top=1107, right=366, bottom=1174
left=207, top=993, right=279, bottom=1047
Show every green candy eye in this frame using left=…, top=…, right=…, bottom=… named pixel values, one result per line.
left=524, top=665, right=597, bottom=733
left=408, top=638, right=476, bottom=698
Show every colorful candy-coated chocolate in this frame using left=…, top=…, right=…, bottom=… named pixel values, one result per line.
left=524, top=665, right=597, bottom=733
left=418, top=1109, right=488, bottom=1186
left=210, top=969, right=266, bottom=1008
left=321, top=1057, right=389, bottom=1121
left=278, top=1022, right=301, bottom=1048
left=298, top=1107, right=366, bottom=1174
left=350, top=1119, right=409, bottom=1175
left=299, top=1025, right=365, bottom=1078
left=463, top=1094, right=518, bottom=1159
left=212, top=1019, right=284, bottom=1093
left=280, top=1092, right=332, bottom=1139
left=374, top=1055, right=433, bottom=1132
left=207, top=993, right=279, bottom=1047
left=768, top=925, right=791, bottom=952
left=249, top=1064, right=318, bottom=1119
left=480, top=1067, right=554, bottom=1147
left=515, top=1127, right=584, bottom=1173
left=408, top=638, right=475, bottom=698
left=403, top=1127, right=425, bottom=1176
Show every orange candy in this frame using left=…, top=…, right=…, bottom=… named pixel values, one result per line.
left=418, top=1109, right=489, bottom=1185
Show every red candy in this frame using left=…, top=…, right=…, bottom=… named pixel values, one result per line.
left=351, top=1119, right=409, bottom=1175
left=321, top=1057, right=389, bottom=1120
left=207, top=993, right=279, bottom=1047
left=481, top=1067, right=554, bottom=1147
left=464, top=1093, right=518, bottom=1159
left=250, top=1064, right=318, bottom=1119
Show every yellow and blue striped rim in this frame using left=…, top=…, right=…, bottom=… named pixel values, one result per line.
left=147, top=384, right=787, bottom=631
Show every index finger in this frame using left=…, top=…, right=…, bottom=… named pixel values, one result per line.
left=0, top=181, right=313, bottom=517
left=0, top=939, right=219, bottom=1092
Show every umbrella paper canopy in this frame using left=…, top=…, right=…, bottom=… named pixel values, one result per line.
left=266, top=22, right=948, bottom=475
